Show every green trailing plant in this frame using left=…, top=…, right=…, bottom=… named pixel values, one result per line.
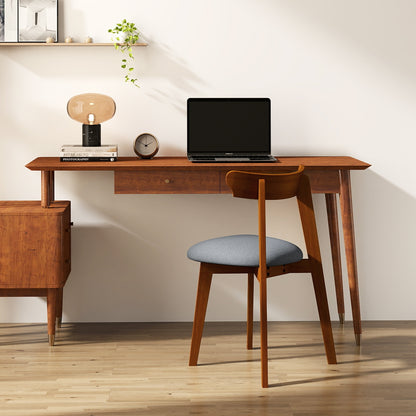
left=108, top=20, right=140, bottom=87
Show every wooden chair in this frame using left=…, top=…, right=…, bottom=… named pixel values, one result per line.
left=187, top=166, right=337, bottom=387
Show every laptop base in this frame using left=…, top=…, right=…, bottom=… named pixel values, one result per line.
left=188, top=155, right=276, bottom=163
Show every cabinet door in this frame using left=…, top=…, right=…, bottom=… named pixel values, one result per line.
left=0, top=214, right=61, bottom=288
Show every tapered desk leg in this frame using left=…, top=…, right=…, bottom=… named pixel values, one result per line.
left=325, top=193, right=345, bottom=324
left=339, top=170, right=362, bottom=345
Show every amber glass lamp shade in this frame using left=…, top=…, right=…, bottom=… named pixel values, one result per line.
left=67, top=93, right=116, bottom=146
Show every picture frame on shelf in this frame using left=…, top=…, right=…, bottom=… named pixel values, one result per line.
left=0, top=0, right=4, bottom=42
left=1, top=0, right=18, bottom=42
left=18, top=0, right=57, bottom=42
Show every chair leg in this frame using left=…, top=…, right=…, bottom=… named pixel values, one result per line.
left=259, top=273, right=268, bottom=387
left=247, top=273, right=254, bottom=350
left=189, top=264, right=213, bottom=366
left=310, top=262, right=337, bottom=364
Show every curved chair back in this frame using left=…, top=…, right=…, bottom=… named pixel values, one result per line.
left=189, top=164, right=337, bottom=388
left=225, top=165, right=305, bottom=200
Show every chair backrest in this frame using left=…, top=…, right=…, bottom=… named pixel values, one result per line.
left=225, top=165, right=305, bottom=200
left=225, top=165, right=321, bottom=274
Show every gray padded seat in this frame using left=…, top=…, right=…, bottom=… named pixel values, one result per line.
left=187, top=234, right=303, bottom=267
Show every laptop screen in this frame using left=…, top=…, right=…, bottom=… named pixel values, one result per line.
left=187, top=98, right=271, bottom=155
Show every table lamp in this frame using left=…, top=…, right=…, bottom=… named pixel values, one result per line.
left=67, top=93, right=116, bottom=146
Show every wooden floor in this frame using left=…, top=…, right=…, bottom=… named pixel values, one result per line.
left=0, top=321, right=415, bottom=416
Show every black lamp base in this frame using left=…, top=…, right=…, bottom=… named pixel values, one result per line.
left=82, top=124, right=101, bottom=146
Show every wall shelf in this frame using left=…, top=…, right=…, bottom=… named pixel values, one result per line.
left=0, top=42, right=148, bottom=47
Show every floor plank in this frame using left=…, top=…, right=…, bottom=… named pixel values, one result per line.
left=0, top=321, right=415, bottom=415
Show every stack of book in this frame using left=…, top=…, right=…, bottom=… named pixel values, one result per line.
left=60, top=145, right=118, bottom=162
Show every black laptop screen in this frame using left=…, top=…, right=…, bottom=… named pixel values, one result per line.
left=187, top=98, right=271, bottom=154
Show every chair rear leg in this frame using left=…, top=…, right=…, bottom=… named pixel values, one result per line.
left=247, top=273, right=254, bottom=350
left=311, top=262, right=337, bottom=364
left=189, top=264, right=213, bottom=366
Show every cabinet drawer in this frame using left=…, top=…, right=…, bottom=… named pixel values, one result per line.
left=115, top=170, right=220, bottom=194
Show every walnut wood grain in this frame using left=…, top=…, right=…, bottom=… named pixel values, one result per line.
left=247, top=273, right=254, bottom=350
left=25, top=156, right=370, bottom=346
left=115, top=169, right=219, bottom=194
left=0, top=201, right=71, bottom=345
left=47, top=288, right=57, bottom=346
left=41, top=171, right=52, bottom=208
left=189, top=264, right=213, bottom=367
left=340, top=170, right=362, bottom=344
left=297, top=175, right=337, bottom=365
left=0, top=201, right=70, bottom=288
left=189, top=169, right=337, bottom=388
left=26, top=156, right=371, bottom=171
left=325, top=193, right=345, bottom=323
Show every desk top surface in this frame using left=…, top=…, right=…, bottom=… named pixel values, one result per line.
left=26, top=156, right=371, bottom=171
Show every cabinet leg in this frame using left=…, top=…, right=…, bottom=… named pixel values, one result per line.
left=56, top=288, right=63, bottom=328
left=47, top=289, right=58, bottom=346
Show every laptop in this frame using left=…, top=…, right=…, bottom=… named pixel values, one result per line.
left=187, top=98, right=276, bottom=162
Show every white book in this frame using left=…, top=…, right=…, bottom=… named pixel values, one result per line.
left=60, top=145, right=118, bottom=153
left=60, top=151, right=118, bottom=157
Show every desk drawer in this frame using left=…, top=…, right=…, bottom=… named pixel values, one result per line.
left=115, top=170, right=220, bottom=194
left=307, top=170, right=340, bottom=193
left=218, top=168, right=341, bottom=194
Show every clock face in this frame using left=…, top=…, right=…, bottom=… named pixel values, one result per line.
left=134, top=134, right=159, bottom=158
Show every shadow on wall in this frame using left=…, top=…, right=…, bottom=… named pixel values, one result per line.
left=140, top=38, right=207, bottom=113
left=2, top=37, right=206, bottom=112
left=350, top=169, right=416, bottom=318
left=62, top=223, right=196, bottom=323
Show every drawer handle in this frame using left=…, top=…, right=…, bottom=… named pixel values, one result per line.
left=164, top=179, right=171, bottom=184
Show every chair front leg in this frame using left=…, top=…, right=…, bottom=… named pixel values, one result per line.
left=189, top=263, right=213, bottom=366
left=310, top=261, right=337, bottom=364
left=259, top=272, right=268, bottom=387
left=247, top=273, right=254, bottom=350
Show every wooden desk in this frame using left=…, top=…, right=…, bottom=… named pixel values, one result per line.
left=26, top=156, right=370, bottom=344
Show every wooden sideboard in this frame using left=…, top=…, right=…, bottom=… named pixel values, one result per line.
left=0, top=201, right=71, bottom=345
left=26, top=156, right=370, bottom=345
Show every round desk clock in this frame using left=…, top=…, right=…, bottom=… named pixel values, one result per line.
left=134, top=133, right=159, bottom=159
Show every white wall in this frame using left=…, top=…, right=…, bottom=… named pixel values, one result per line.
left=1, top=0, right=415, bottom=323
